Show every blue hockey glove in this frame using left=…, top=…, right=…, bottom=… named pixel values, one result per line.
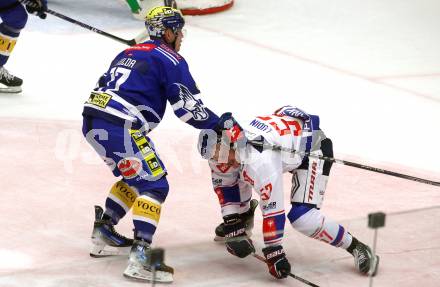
left=25, top=0, right=48, bottom=19
left=262, top=245, right=291, bottom=279
left=214, top=112, right=243, bottom=144
left=223, top=214, right=255, bottom=258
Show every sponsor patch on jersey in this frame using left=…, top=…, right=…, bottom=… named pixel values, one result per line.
left=308, top=161, right=318, bottom=201
left=146, top=157, right=161, bottom=174
left=87, top=92, right=112, bottom=108
left=129, top=129, right=165, bottom=177
left=138, top=142, right=153, bottom=156
left=0, top=34, right=17, bottom=55
left=117, top=157, right=142, bottom=179
left=130, top=130, right=144, bottom=142
left=262, top=201, right=277, bottom=211
left=125, top=43, right=157, bottom=53
left=110, top=181, right=137, bottom=207
left=212, top=178, right=223, bottom=186
left=133, top=197, right=161, bottom=223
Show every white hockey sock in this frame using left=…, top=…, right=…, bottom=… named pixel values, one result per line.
left=291, top=208, right=352, bottom=249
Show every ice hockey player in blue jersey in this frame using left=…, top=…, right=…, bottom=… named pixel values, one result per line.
left=197, top=106, right=380, bottom=280
left=82, top=6, right=223, bottom=283
left=0, top=0, right=47, bottom=93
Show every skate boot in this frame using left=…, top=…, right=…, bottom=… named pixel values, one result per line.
left=349, top=237, right=380, bottom=276
left=90, top=205, right=133, bottom=257
left=123, top=239, right=174, bottom=283
left=0, top=67, right=22, bottom=93
left=214, top=199, right=259, bottom=242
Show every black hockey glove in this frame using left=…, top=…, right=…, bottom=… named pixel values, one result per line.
left=223, top=214, right=255, bottom=258
left=262, top=245, right=291, bottom=279
left=25, top=0, right=48, bottom=19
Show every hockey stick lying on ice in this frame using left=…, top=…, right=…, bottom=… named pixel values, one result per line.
left=252, top=253, right=320, bottom=287
left=20, top=0, right=140, bottom=46
left=248, top=140, right=440, bottom=187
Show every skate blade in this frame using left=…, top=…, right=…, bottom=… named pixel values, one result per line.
left=0, top=86, right=22, bottom=93
left=214, top=235, right=225, bottom=242
left=90, top=244, right=131, bottom=257
left=123, top=263, right=173, bottom=283
left=368, top=255, right=380, bottom=277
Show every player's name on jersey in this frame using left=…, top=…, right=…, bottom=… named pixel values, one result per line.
left=116, top=57, right=137, bottom=69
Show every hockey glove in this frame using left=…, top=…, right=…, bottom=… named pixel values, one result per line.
left=25, top=0, right=48, bottom=19
left=223, top=214, right=255, bottom=258
left=214, top=112, right=243, bottom=143
left=262, top=245, right=291, bottom=279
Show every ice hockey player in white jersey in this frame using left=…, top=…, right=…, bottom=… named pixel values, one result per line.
left=197, top=105, right=380, bottom=279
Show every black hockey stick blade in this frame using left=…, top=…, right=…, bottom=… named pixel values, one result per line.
left=19, top=0, right=137, bottom=46
left=252, top=253, right=320, bottom=287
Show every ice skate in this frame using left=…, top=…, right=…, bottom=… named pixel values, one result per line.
left=123, top=239, right=174, bottom=283
left=351, top=238, right=380, bottom=276
left=90, top=205, right=133, bottom=257
left=0, top=67, right=22, bottom=93
left=214, top=199, right=259, bottom=242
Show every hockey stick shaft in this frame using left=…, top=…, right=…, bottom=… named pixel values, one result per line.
left=252, top=253, right=320, bottom=287
left=20, top=0, right=136, bottom=46
left=249, top=141, right=440, bottom=187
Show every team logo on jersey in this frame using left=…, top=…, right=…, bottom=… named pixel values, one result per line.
left=175, top=83, right=209, bottom=121
left=117, top=157, right=142, bottom=179
left=216, top=163, right=231, bottom=173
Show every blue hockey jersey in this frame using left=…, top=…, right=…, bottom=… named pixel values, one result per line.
left=83, top=39, right=219, bottom=132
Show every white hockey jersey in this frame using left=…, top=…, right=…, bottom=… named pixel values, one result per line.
left=209, top=106, right=323, bottom=246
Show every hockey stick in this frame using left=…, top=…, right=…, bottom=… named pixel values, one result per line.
left=19, top=0, right=137, bottom=46
left=252, top=253, right=320, bottom=287
left=248, top=140, right=440, bottom=187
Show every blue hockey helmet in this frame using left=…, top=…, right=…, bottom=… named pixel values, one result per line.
left=145, top=6, right=185, bottom=38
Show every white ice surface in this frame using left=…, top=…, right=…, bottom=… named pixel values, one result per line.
left=0, top=1, right=439, bottom=286
left=1, top=0, right=439, bottom=173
